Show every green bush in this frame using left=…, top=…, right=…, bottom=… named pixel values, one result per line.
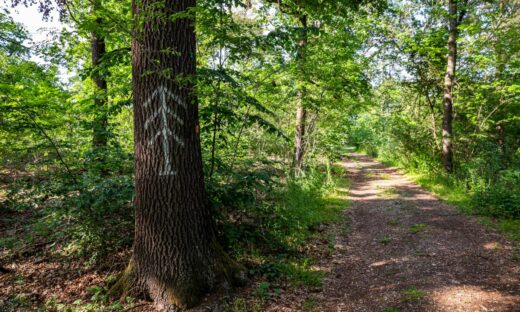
left=65, top=174, right=134, bottom=257
left=471, top=169, right=520, bottom=218
left=3, top=169, right=134, bottom=261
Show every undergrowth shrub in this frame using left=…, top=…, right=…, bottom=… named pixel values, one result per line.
left=2, top=148, right=135, bottom=262
left=471, top=169, right=520, bottom=218
left=64, top=174, right=134, bottom=257
left=209, top=160, right=344, bottom=257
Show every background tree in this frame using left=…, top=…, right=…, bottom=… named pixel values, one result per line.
left=90, top=0, right=109, bottom=148
left=442, top=0, right=468, bottom=173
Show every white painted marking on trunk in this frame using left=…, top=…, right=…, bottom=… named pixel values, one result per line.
left=144, top=85, right=188, bottom=176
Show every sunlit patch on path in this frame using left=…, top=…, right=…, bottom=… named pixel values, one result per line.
left=431, top=286, right=519, bottom=312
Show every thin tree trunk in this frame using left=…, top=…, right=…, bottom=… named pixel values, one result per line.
left=209, top=2, right=225, bottom=178
left=442, top=0, right=458, bottom=173
left=431, top=110, right=440, bottom=151
left=293, top=14, right=307, bottom=176
left=426, top=92, right=440, bottom=152
left=294, top=104, right=306, bottom=174
left=115, top=1, right=244, bottom=310
left=91, top=2, right=108, bottom=147
left=496, top=122, right=506, bottom=155
left=495, top=2, right=506, bottom=157
left=209, top=78, right=220, bottom=178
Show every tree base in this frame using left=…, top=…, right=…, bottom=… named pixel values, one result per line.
left=109, top=247, right=247, bottom=311
left=108, top=258, right=140, bottom=300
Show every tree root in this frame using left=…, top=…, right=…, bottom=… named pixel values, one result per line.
left=108, top=257, right=139, bottom=300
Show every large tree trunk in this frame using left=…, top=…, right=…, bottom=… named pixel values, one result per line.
left=124, top=0, right=243, bottom=310
left=442, top=0, right=458, bottom=173
left=91, top=2, right=108, bottom=147
left=293, top=14, right=307, bottom=176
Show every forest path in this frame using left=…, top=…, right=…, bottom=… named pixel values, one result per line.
left=312, top=154, right=519, bottom=311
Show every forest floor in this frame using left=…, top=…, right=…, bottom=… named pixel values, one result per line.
left=262, top=153, right=520, bottom=312
left=1, top=154, right=520, bottom=311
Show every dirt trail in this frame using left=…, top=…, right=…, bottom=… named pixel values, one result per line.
left=314, top=153, right=520, bottom=312
left=265, top=153, right=520, bottom=312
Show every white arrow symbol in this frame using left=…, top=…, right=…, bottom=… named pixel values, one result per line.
left=144, top=85, right=187, bottom=176
left=144, top=85, right=187, bottom=109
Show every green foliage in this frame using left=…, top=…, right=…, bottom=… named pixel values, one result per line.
left=409, top=224, right=427, bottom=234
left=470, top=169, right=520, bottom=218
left=249, top=258, right=324, bottom=298
left=380, top=235, right=392, bottom=245
left=303, top=297, right=317, bottom=311
left=2, top=172, right=134, bottom=261
left=215, top=163, right=345, bottom=257
left=276, top=259, right=325, bottom=287
left=254, top=281, right=273, bottom=299
left=225, top=297, right=262, bottom=312
left=208, top=161, right=345, bottom=305
left=401, top=287, right=426, bottom=302
left=64, top=174, right=134, bottom=257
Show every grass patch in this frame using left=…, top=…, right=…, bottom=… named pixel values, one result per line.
left=226, top=161, right=350, bottom=304
left=380, top=235, right=392, bottom=245
left=276, top=259, right=325, bottom=287
left=291, top=164, right=347, bottom=218
left=224, top=297, right=262, bottom=312
left=303, top=297, right=317, bottom=311
left=273, top=163, right=350, bottom=281
left=402, top=286, right=426, bottom=302
left=380, top=173, right=391, bottom=180
left=387, top=219, right=400, bottom=226
left=497, top=219, right=520, bottom=242
left=225, top=162, right=349, bottom=258
left=409, top=223, right=427, bottom=234
left=378, top=186, right=400, bottom=198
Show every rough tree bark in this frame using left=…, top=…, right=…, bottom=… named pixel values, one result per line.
left=111, top=0, right=244, bottom=310
left=91, top=1, right=108, bottom=147
left=442, top=0, right=458, bottom=173
left=293, top=14, right=307, bottom=176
